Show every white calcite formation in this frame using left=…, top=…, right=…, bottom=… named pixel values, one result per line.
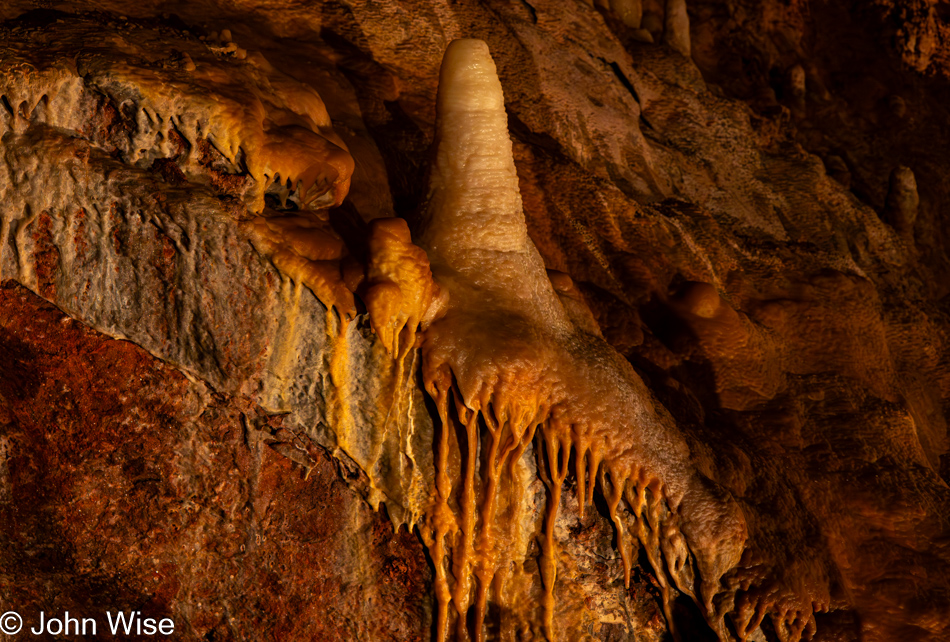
left=408, top=39, right=761, bottom=642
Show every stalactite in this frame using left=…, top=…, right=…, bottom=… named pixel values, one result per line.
left=368, top=38, right=765, bottom=641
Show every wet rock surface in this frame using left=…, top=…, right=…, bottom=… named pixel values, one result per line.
left=1, top=2, right=950, bottom=641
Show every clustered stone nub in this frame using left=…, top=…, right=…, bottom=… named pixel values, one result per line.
left=596, top=0, right=691, bottom=55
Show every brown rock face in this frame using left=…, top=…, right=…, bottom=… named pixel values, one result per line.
left=0, top=282, right=431, bottom=640
left=2, top=2, right=950, bottom=642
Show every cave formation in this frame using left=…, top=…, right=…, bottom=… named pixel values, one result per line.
left=2, top=2, right=950, bottom=642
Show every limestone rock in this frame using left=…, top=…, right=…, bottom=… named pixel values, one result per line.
left=1, top=3, right=950, bottom=642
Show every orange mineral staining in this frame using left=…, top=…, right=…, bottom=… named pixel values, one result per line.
left=392, top=39, right=751, bottom=642
left=244, top=212, right=356, bottom=318
left=363, top=217, right=440, bottom=358
left=0, top=19, right=354, bottom=214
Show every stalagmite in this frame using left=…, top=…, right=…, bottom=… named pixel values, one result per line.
left=786, top=64, right=806, bottom=111
left=664, top=0, right=691, bottom=57
left=416, top=38, right=573, bottom=640
left=381, top=38, right=755, bottom=641
left=7, top=10, right=950, bottom=642
left=883, top=165, right=919, bottom=242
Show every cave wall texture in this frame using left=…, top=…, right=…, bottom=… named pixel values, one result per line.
left=2, top=1, right=950, bottom=641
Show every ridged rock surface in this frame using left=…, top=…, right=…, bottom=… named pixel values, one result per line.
left=1, top=2, right=949, bottom=641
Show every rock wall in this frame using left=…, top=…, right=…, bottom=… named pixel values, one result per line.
left=1, top=2, right=949, bottom=641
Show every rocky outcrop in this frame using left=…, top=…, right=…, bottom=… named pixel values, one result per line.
left=0, top=281, right=431, bottom=640
left=1, top=2, right=949, bottom=641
